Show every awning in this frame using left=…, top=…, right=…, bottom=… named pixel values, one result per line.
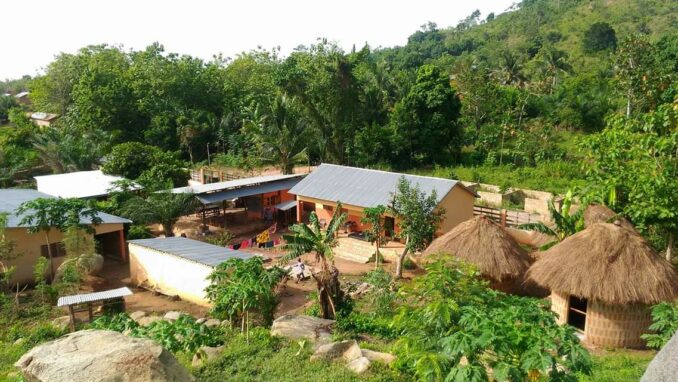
left=274, top=200, right=297, bottom=211
left=197, top=177, right=302, bottom=205
left=57, top=287, right=133, bottom=307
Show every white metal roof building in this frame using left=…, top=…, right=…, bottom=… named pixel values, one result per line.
left=35, top=170, right=139, bottom=199
left=128, top=237, right=256, bottom=306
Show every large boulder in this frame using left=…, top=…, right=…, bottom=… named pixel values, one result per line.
left=642, top=332, right=678, bottom=382
left=346, top=356, right=370, bottom=374
left=15, top=329, right=193, bottom=382
left=310, top=340, right=362, bottom=362
left=54, top=254, right=105, bottom=282
left=191, top=346, right=224, bottom=368
left=271, top=315, right=334, bottom=345
left=361, top=349, right=396, bottom=365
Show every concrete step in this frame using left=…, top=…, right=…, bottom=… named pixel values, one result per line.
left=333, top=248, right=375, bottom=264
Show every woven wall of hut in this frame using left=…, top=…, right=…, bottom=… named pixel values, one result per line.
left=586, top=300, right=652, bottom=349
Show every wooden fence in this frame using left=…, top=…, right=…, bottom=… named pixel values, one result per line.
left=473, top=205, right=541, bottom=228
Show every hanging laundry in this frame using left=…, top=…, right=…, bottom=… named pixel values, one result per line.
left=232, top=243, right=241, bottom=250
left=265, top=240, right=274, bottom=248
left=240, top=240, right=249, bottom=249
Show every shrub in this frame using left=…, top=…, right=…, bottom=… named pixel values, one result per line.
left=642, top=301, right=678, bottom=349
left=91, top=313, right=224, bottom=353
left=127, top=225, right=154, bottom=240
left=204, top=231, right=235, bottom=247
left=206, top=257, right=285, bottom=331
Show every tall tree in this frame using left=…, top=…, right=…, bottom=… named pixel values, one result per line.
left=391, top=64, right=462, bottom=165
left=389, top=177, right=443, bottom=278
left=283, top=204, right=347, bottom=319
left=121, top=192, right=198, bottom=237
left=582, top=100, right=678, bottom=260
left=244, top=94, right=309, bottom=174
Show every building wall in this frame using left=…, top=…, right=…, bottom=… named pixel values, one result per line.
left=550, top=292, right=570, bottom=325
left=128, top=244, right=213, bottom=306
left=297, top=184, right=475, bottom=236
left=5, top=223, right=125, bottom=285
left=437, top=185, right=476, bottom=234
left=586, top=300, right=652, bottom=349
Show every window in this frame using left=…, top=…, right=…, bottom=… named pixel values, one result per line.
left=567, top=296, right=588, bottom=331
left=40, top=242, right=67, bottom=258
left=263, top=195, right=281, bottom=207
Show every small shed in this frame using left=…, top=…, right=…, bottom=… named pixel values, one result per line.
left=423, top=215, right=533, bottom=293
left=526, top=222, right=678, bottom=348
left=57, top=287, right=133, bottom=331
left=128, top=237, right=255, bottom=306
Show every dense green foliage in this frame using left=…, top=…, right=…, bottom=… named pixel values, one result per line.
left=641, top=301, right=678, bottom=350
left=120, top=192, right=198, bottom=236
left=91, top=313, right=224, bottom=353
left=101, top=142, right=188, bottom=187
left=205, top=257, right=285, bottom=330
left=389, top=257, right=591, bottom=381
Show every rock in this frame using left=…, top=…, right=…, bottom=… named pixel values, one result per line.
left=129, top=311, right=147, bottom=321
left=361, top=349, right=396, bottom=364
left=196, top=318, right=207, bottom=325
left=163, top=311, right=184, bottom=321
left=220, top=320, right=231, bottom=327
left=346, top=356, right=371, bottom=374
left=191, top=346, right=224, bottom=368
left=203, top=319, right=221, bottom=328
left=642, top=331, right=678, bottom=382
left=348, top=282, right=373, bottom=299
left=14, top=329, right=193, bottom=382
left=271, top=315, right=335, bottom=346
left=137, top=316, right=162, bottom=327
left=13, top=338, right=25, bottom=346
left=51, top=316, right=79, bottom=331
left=54, top=254, right=105, bottom=283
left=310, top=340, right=361, bottom=362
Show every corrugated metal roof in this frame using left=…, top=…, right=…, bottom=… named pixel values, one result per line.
left=197, top=177, right=302, bottom=204
left=128, top=236, right=254, bottom=267
left=171, top=174, right=304, bottom=195
left=57, top=287, right=132, bottom=307
left=288, top=164, right=468, bottom=208
left=35, top=170, right=141, bottom=199
left=274, top=200, right=297, bottom=211
left=0, top=189, right=132, bottom=228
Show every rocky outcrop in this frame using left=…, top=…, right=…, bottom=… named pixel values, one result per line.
left=309, top=340, right=396, bottom=374
left=270, top=315, right=335, bottom=346
left=163, top=311, right=184, bottom=321
left=15, top=329, right=193, bottom=382
left=191, top=346, right=224, bottom=368
left=642, top=332, right=678, bottom=382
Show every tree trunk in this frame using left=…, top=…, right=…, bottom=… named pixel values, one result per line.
left=666, top=231, right=675, bottom=262
left=44, top=231, right=54, bottom=281
left=374, top=241, right=380, bottom=270
left=312, top=263, right=342, bottom=319
left=395, top=236, right=410, bottom=279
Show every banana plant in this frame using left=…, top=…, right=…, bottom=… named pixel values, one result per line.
left=519, top=190, right=585, bottom=250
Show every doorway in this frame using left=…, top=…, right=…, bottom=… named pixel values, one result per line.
left=567, top=296, right=588, bottom=331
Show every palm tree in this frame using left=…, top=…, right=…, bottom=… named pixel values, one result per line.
left=537, top=45, right=572, bottom=93
left=121, top=192, right=199, bottom=237
left=283, top=203, right=347, bottom=319
left=494, top=49, right=525, bottom=87
left=244, top=94, right=309, bottom=174
left=519, top=191, right=585, bottom=250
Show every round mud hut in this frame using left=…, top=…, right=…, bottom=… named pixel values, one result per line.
left=424, top=215, right=533, bottom=293
left=583, top=204, right=636, bottom=231
left=526, top=222, right=678, bottom=348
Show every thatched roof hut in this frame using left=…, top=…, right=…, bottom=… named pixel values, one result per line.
left=424, top=216, right=532, bottom=292
left=526, top=222, right=678, bottom=348
left=583, top=204, right=636, bottom=231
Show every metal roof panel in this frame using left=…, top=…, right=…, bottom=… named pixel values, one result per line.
left=128, top=236, right=254, bottom=267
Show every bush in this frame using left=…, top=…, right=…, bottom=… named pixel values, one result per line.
left=204, top=231, right=235, bottom=247
left=91, top=313, right=224, bottom=353
left=642, top=301, right=678, bottom=349
left=127, top=225, right=154, bottom=240
left=335, top=311, right=396, bottom=339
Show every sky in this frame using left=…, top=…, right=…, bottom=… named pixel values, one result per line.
left=1, top=0, right=516, bottom=80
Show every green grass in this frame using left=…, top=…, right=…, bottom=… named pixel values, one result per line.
left=409, top=160, right=586, bottom=194
left=578, top=350, right=655, bottom=382
left=191, top=328, right=406, bottom=382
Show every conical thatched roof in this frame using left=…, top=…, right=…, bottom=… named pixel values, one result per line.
left=424, top=215, right=532, bottom=281
left=583, top=204, right=636, bottom=231
left=526, top=223, right=678, bottom=305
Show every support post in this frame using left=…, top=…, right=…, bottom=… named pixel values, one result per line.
left=500, top=209, right=507, bottom=227
left=118, top=229, right=127, bottom=262
left=87, top=303, right=93, bottom=322
left=68, top=305, right=76, bottom=332
left=296, top=200, right=302, bottom=223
